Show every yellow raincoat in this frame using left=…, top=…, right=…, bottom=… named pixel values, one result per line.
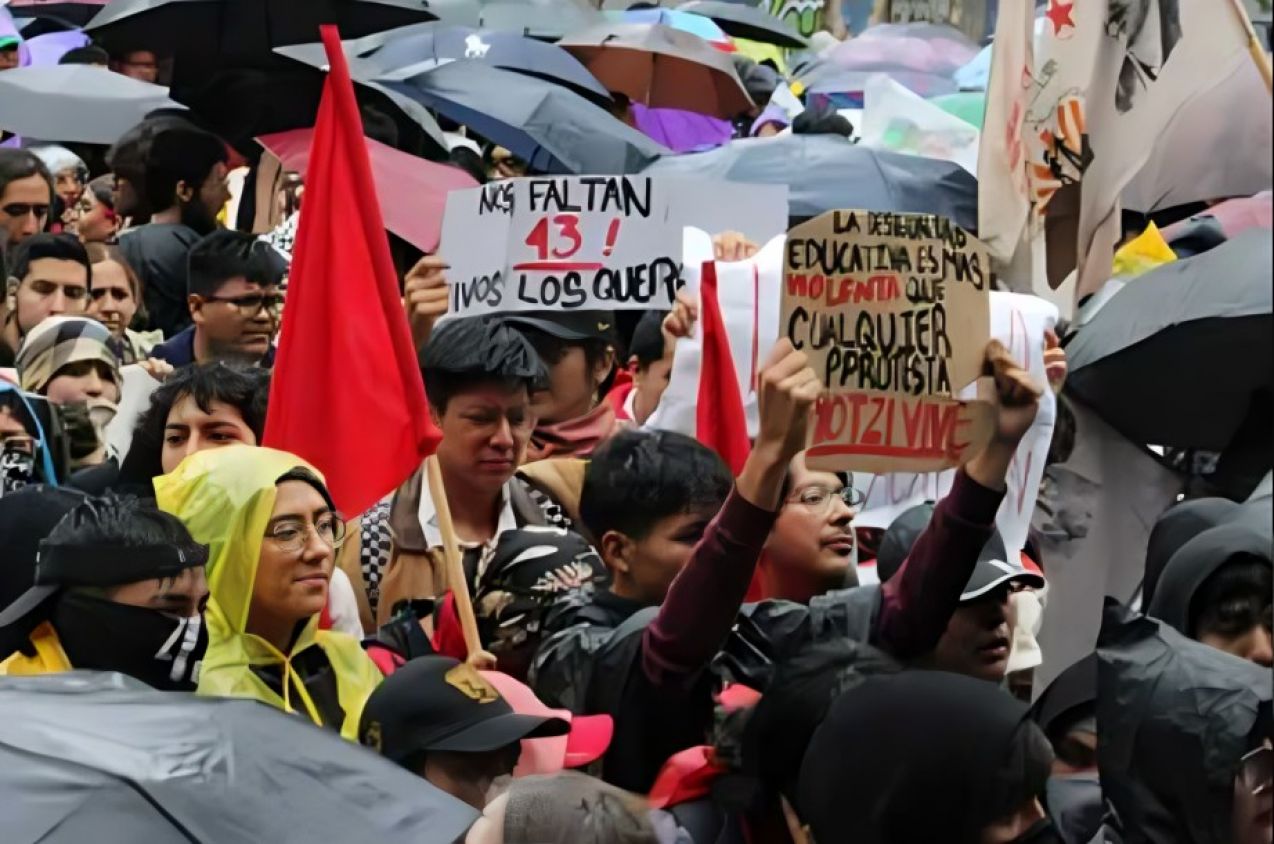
left=0, top=622, right=72, bottom=676
left=154, top=445, right=382, bottom=740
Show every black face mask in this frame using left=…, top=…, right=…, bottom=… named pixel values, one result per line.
left=54, top=591, right=207, bottom=692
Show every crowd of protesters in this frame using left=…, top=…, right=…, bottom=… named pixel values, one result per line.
left=0, top=11, right=1271, bottom=844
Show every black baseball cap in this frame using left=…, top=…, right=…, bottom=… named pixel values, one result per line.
left=875, top=502, right=1045, bottom=601
left=502, top=311, right=618, bottom=345
left=359, top=656, right=568, bottom=764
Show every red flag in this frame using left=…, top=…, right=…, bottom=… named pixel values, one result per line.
left=694, top=262, right=766, bottom=601
left=264, top=25, right=440, bottom=517
left=695, top=262, right=750, bottom=475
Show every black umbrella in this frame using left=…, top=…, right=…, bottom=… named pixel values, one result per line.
left=0, top=672, right=478, bottom=844
left=642, top=133, right=978, bottom=229
left=1097, top=600, right=1270, bottom=844
left=84, top=0, right=459, bottom=84
left=1065, top=229, right=1273, bottom=452
left=275, top=22, right=611, bottom=105
left=381, top=59, right=666, bottom=173
left=676, top=0, right=807, bottom=49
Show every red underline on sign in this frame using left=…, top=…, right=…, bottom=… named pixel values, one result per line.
left=512, top=261, right=604, bottom=272
left=807, top=444, right=949, bottom=459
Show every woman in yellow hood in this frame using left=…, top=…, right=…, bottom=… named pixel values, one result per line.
left=155, top=445, right=382, bottom=739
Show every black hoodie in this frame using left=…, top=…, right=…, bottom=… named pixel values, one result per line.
left=1098, top=600, right=1272, bottom=844
left=1146, top=514, right=1272, bottom=636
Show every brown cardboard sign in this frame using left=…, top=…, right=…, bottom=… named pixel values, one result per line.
left=783, top=209, right=994, bottom=473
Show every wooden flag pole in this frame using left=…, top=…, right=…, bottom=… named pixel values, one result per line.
left=1228, top=0, right=1274, bottom=93
left=425, top=455, right=494, bottom=667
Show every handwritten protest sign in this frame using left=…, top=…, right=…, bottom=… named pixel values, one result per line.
left=442, top=175, right=682, bottom=316
left=782, top=209, right=993, bottom=473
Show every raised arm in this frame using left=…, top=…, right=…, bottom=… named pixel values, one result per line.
left=874, top=340, right=1043, bottom=659
left=642, top=339, right=820, bottom=688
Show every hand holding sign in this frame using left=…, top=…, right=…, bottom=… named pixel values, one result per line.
left=965, top=339, right=1042, bottom=493
left=739, top=337, right=823, bottom=512
left=781, top=209, right=997, bottom=474
left=405, top=254, right=450, bottom=349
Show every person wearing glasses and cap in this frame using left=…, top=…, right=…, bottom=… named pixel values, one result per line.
left=156, top=445, right=382, bottom=739
left=148, top=229, right=286, bottom=368
left=0, top=491, right=209, bottom=691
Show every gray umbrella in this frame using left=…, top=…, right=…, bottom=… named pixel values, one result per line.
left=0, top=671, right=478, bottom=844
left=1066, top=229, right=1273, bottom=451
left=477, top=0, right=603, bottom=39
left=641, top=133, right=978, bottom=228
left=676, top=0, right=807, bottom=49
left=0, top=65, right=185, bottom=145
left=380, top=59, right=666, bottom=173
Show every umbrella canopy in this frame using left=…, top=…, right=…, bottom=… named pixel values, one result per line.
left=0, top=671, right=478, bottom=844
left=85, top=0, right=451, bottom=83
left=15, top=27, right=88, bottom=66
left=380, top=59, right=667, bottom=174
left=614, top=7, right=734, bottom=50
left=677, top=0, right=807, bottom=50
left=1066, top=229, right=1273, bottom=451
left=476, top=0, right=602, bottom=40
left=629, top=101, right=731, bottom=152
left=0, top=64, right=185, bottom=144
left=826, top=21, right=979, bottom=77
left=559, top=22, right=752, bottom=119
left=278, top=23, right=610, bottom=104
left=641, top=133, right=978, bottom=227
left=5, top=0, right=107, bottom=26
left=257, top=126, right=477, bottom=251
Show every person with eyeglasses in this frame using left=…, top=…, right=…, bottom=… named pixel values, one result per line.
left=156, top=445, right=383, bottom=739
left=759, top=461, right=865, bottom=604
left=1, top=233, right=91, bottom=368
left=149, top=229, right=286, bottom=368
left=0, top=149, right=54, bottom=249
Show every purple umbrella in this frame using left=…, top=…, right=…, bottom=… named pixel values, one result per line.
left=630, top=101, right=732, bottom=152
left=826, top=22, right=978, bottom=78
left=20, top=29, right=90, bottom=66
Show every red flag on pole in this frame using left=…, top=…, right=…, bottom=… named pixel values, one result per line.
left=264, top=24, right=440, bottom=517
left=694, top=262, right=766, bottom=600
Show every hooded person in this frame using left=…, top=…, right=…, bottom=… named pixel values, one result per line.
left=0, top=492, right=208, bottom=691
left=1146, top=518, right=1272, bottom=666
left=154, top=445, right=382, bottom=739
left=1097, top=600, right=1272, bottom=844
left=797, top=670, right=1055, bottom=844
left=1029, top=654, right=1103, bottom=844
left=1141, top=497, right=1242, bottom=607
left=31, top=145, right=88, bottom=228
left=15, top=315, right=121, bottom=470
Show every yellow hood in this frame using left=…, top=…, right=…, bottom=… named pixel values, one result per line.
left=155, top=445, right=380, bottom=738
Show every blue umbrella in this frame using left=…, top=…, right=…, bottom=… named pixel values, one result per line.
left=380, top=59, right=667, bottom=174
left=642, top=133, right=977, bottom=226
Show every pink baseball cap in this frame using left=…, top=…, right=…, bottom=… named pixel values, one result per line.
left=481, top=670, right=614, bottom=777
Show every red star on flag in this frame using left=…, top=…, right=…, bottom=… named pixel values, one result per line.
left=1045, top=0, right=1074, bottom=36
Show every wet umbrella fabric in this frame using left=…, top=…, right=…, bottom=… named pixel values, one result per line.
left=477, top=0, right=602, bottom=40
left=1065, top=229, right=1273, bottom=451
left=1097, top=600, right=1271, bottom=844
left=559, top=23, right=752, bottom=119
left=676, top=0, right=807, bottom=49
left=0, top=64, right=185, bottom=144
left=85, top=0, right=447, bottom=82
left=0, top=671, right=478, bottom=844
left=381, top=59, right=666, bottom=174
left=278, top=23, right=611, bottom=104
left=642, top=133, right=978, bottom=228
